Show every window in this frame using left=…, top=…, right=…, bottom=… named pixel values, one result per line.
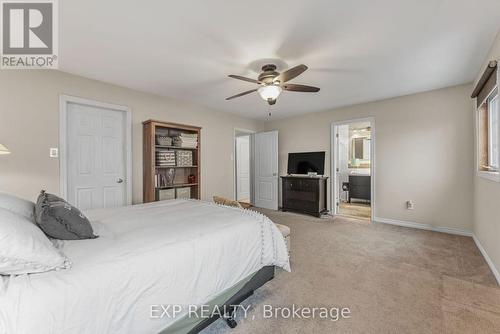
left=489, top=94, right=499, bottom=170
left=472, top=60, right=498, bottom=180
left=478, top=88, right=499, bottom=176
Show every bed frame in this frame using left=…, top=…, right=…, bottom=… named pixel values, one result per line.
left=187, top=266, right=275, bottom=333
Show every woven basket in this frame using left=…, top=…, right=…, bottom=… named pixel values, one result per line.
left=156, top=136, right=172, bottom=146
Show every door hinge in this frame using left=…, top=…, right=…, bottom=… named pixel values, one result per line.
left=336, top=133, right=339, bottom=138
left=336, top=202, right=339, bottom=206
left=336, top=168, right=339, bottom=172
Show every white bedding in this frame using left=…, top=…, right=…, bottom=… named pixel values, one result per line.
left=0, top=199, right=290, bottom=334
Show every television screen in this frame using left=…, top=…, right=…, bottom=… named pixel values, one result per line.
left=287, top=152, right=325, bottom=175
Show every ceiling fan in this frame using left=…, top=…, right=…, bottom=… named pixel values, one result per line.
left=226, top=64, right=320, bottom=105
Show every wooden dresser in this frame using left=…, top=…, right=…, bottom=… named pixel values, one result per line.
left=281, top=176, right=328, bottom=217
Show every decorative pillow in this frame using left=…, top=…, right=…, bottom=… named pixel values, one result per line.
left=213, top=195, right=243, bottom=209
left=0, top=192, right=35, bottom=221
left=44, top=192, right=65, bottom=202
left=0, top=208, right=71, bottom=275
left=35, top=191, right=98, bottom=240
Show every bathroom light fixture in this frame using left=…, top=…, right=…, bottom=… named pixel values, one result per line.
left=0, top=144, right=11, bottom=155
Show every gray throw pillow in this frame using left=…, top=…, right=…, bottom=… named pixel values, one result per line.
left=35, top=190, right=98, bottom=240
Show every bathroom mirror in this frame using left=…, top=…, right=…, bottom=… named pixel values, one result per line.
left=351, top=137, right=371, bottom=160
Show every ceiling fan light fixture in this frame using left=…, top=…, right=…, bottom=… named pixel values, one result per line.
left=258, top=84, right=282, bottom=101
left=227, top=64, right=318, bottom=104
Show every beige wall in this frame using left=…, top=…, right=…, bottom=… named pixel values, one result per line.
left=473, top=30, right=500, bottom=276
left=0, top=70, right=263, bottom=203
left=0, top=67, right=480, bottom=236
left=265, top=84, right=474, bottom=231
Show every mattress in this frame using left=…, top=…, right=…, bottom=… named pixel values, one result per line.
left=0, top=199, right=290, bottom=334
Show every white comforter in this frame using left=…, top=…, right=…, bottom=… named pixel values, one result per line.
left=0, top=199, right=290, bottom=334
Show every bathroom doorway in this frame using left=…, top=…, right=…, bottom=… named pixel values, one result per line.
left=234, top=128, right=254, bottom=207
left=331, top=118, right=375, bottom=220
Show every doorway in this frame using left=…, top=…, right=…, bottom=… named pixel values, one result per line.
left=233, top=129, right=279, bottom=210
left=235, top=131, right=251, bottom=205
left=234, top=128, right=254, bottom=207
left=332, top=118, right=375, bottom=220
left=59, top=95, right=132, bottom=210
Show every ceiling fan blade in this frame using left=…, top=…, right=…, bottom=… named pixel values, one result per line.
left=228, top=75, right=260, bottom=84
left=274, top=64, right=308, bottom=83
left=226, top=89, right=258, bottom=100
left=283, top=84, right=320, bottom=92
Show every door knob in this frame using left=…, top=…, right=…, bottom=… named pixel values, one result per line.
left=117, top=178, right=124, bottom=184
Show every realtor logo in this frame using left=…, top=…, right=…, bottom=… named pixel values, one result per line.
left=1, top=0, right=58, bottom=69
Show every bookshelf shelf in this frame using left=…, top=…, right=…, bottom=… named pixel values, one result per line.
left=156, top=183, right=198, bottom=189
left=155, top=145, right=198, bottom=150
left=155, top=165, right=198, bottom=168
left=143, top=120, right=201, bottom=203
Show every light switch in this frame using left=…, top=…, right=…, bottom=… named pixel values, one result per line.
left=49, top=148, right=58, bottom=158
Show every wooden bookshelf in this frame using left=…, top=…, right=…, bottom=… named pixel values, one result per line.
left=143, top=120, right=201, bottom=203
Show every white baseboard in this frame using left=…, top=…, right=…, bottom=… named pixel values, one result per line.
left=472, top=234, right=500, bottom=285
left=373, top=217, right=473, bottom=236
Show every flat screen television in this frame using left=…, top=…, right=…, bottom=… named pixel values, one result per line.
left=287, top=151, right=325, bottom=175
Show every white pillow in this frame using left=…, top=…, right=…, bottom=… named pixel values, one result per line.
left=0, top=192, right=35, bottom=221
left=0, top=208, right=71, bottom=275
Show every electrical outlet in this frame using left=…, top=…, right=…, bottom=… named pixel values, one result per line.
left=406, top=200, right=414, bottom=210
left=49, top=148, right=58, bottom=158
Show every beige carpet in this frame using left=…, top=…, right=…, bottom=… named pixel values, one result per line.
left=203, top=209, right=500, bottom=333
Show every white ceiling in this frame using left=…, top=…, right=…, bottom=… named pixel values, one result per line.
left=60, top=0, right=500, bottom=120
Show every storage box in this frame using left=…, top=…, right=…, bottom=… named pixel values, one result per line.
left=156, top=150, right=176, bottom=166
left=175, top=187, right=191, bottom=199
left=158, top=188, right=175, bottom=201
left=156, top=135, right=172, bottom=146
left=176, top=150, right=193, bottom=166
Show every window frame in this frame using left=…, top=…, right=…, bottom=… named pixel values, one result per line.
left=488, top=94, right=499, bottom=170
left=477, top=84, right=500, bottom=182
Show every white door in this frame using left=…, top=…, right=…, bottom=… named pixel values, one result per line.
left=236, top=136, right=250, bottom=201
left=333, top=125, right=342, bottom=215
left=66, top=102, right=128, bottom=210
left=253, top=130, right=278, bottom=210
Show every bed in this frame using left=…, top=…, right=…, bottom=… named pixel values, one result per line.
left=0, top=199, right=290, bottom=334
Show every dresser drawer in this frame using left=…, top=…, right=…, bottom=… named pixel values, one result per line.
left=300, top=179, right=317, bottom=192
left=283, top=189, right=317, bottom=202
left=283, top=178, right=318, bottom=191
left=283, top=178, right=302, bottom=191
left=283, top=199, right=319, bottom=213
